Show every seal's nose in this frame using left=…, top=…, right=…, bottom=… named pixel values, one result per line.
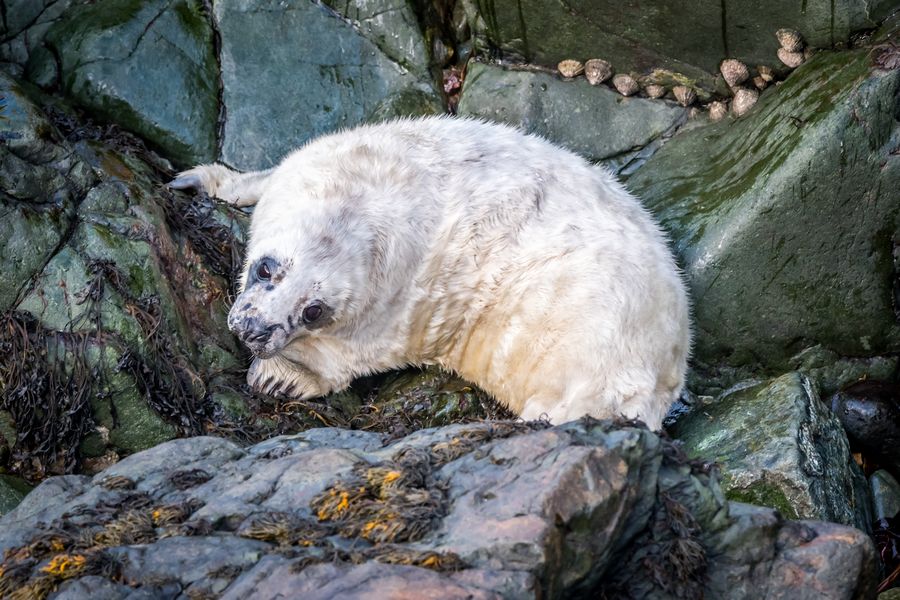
left=233, top=317, right=278, bottom=345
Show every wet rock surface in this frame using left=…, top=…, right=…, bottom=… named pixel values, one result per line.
left=628, top=49, right=900, bottom=373
left=670, top=372, right=872, bottom=532
left=0, top=420, right=878, bottom=599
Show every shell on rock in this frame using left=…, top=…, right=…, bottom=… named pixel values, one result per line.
left=612, top=74, right=639, bottom=96
left=557, top=59, right=584, bottom=79
left=757, top=65, right=775, bottom=82
left=643, top=84, right=666, bottom=99
left=673, top=85, right=696, bottom=107
left=776, top=28, right=804, bottom=52
left=709, top=101, right=728, bottom=122
left=584, top=59, right=613, bottom=85
left=719, top=58, right=749, bottom=88
left=752, top=75, right=768, bottom=90
left=777, top=47, right=804, bottom=68
left=731, top=88, right=759, bottom=117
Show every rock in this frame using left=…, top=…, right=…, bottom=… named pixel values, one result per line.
left=0, top=474, right=31, bottom=517
left=0, top=73, right=255, bottom=478
left=0, top=420, right=878, bottom=598
left=627, top=49, right=900, bottom=372
left=462, top=0, right=882, bottom=91
left=457, top=62, right=686, bottom=163
left=871, top=470, right=900, bottom=520
left=215, top=0, right=442, bottom=170
left=0, top=0, right=76, bottom=71
left=670, top=372, right=873, bottom=532
left=830, top=381, right=900, bottom=472
left=790, top=345, right=898, bottom=397
left=22, top=0, right=219, bottom=165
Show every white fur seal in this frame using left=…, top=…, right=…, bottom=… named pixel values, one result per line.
left=171, top=117, right=690, bottom=429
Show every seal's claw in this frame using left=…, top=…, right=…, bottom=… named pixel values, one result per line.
left=168, top=173, right=203, bottom=190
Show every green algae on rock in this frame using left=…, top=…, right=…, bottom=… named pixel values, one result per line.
left=670, top=372, right=872, bottom=531
left=628, top=49, right=900, bottom=372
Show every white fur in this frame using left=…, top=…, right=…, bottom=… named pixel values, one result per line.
left=175, top=117, right=691, bottom=429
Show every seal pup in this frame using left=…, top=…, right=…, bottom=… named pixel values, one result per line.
left=171, top=117, right=690, bottom=429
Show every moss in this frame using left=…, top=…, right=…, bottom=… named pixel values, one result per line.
left=725, top=482, right=799, bottom=520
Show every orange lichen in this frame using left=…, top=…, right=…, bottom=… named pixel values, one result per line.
left=41, top=554, right=86, bottom=578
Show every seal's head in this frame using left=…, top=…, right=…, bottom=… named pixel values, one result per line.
left=226, top=191, right=369, bottom=358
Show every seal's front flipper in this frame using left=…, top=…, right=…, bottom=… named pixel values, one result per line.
left=169, top=164, right=274, bottom=208
left=247, top=354, right=328, bottom=399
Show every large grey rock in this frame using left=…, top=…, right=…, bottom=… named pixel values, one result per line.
left=0, top=420, right=877, bottom=598
left=215, top=0, right=443, bottom=170
left=463, top=0, right=885, bottom=88
left=457, top=62, right=686, bottom=164
left=628, top=49, right=900, bottom=372
left=670, top=372, right=872, bottom=532
left=22, top=0, right=219, bottom=165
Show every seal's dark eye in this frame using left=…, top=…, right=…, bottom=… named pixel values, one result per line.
left=302, top=303, right=323, bottom=324
left=256, top=261, right=272, bottom=281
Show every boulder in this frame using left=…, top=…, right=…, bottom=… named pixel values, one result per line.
left=669, top=372, right=872, bottom=532
left=627, top=49, right=900, bottom=372
left=0, top=420, right=877, bottom=598
left=457, top=62, right=686, bottom=165
left=22, top=0, right=219, bottom=165
left=215, top=0, right=443, bottom=170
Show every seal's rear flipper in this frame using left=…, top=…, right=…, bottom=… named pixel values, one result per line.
left=169, top=164, right=274, bottom=208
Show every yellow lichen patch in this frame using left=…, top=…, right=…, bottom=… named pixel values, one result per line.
left=49, top=539, right=65, bottom=552
left=41, top=554, right=87, bottom=579
left=421, top=555, right=440, bottom=568
left=383, top=470, right=401, bottom=484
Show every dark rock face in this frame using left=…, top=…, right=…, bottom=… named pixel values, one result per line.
left=461, top=0, right=887, bottom=88
left=0, top=420, right=877, bottom=599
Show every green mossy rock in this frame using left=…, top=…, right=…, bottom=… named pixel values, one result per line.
left=24, top=0, right=219, bottom=165
left=670, top=372, right=872, bottom=531
left=629, top=49, right=900, bottom=372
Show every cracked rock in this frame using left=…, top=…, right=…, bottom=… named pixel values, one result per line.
left=214, top=0, right=443, bottom=170
left=457, top=62, right=686, bottom=164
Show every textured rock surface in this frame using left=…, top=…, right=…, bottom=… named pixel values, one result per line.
left=0, top=420, right=878, bottom=598
left=23, top=0, right=219, bottom=165
left=628, top=49, right=900, bottom=372
left=0, top=474, right=30, bottom=517
left=457, top=62, right=686, bottom=164
left=463, top=0, right=883, bottom=87
left=670, top=372, right=872, bottom=532
left=215, top=0, right=442, bottom=169
left=0, top=73, right=247, bottom=478
left=871, top=470, right=900, bottom=520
